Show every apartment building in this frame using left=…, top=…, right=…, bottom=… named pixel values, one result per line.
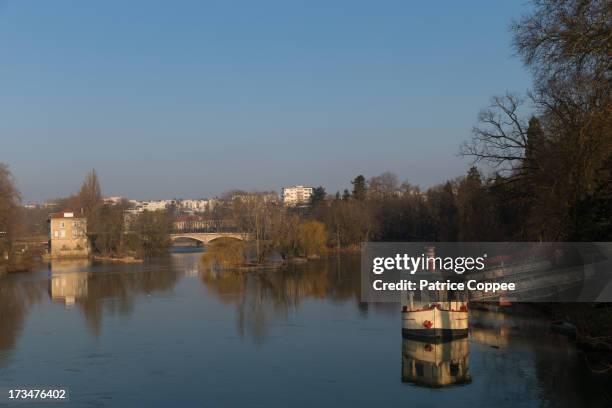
left=179, top=199, right=211, bottom=213
left=281, top=185, right=313, bottom=207
left=231, top=192, right=279, bottom=204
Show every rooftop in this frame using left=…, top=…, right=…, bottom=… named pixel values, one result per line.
left=49, top=211, right=86, bottom=219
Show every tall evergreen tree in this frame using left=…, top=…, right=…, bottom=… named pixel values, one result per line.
left=351, top=175, right=367, bottom=201
left=524, top=117, right=544, bottom=173
left=310, top=186, right=327, bottom=208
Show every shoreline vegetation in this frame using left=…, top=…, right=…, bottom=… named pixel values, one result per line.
left=92, top=255, right=143, bottom=264
left=200, top=236, right=327, bottom=272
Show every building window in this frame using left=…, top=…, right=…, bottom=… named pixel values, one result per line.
left=53, top=230, right=59, bottom=238
left=60, top=221, right=65, bottom=228
left=60, top=230, right=66, bottom=238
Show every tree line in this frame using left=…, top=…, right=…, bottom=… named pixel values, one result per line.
left=225, top=0, right=609, bottom=250
left=313, top=0, right=610, bottom=244
left=0, top=168, right=172, bottom=262
left=66, top=170, right=172, bottom=258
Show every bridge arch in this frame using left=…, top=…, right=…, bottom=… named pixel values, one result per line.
left=169, top=232, right=249, bottom=245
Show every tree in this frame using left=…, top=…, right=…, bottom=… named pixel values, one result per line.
left=368, top=172, right=399, bottom=198
left=297, top=220, right=327, bottom=257
left=204, top=199, right=233, bottom=232
left=569, top=156, right=612, bottom=240
left=310, top=186, right=327, bottom=208
left=455, top=167, right=487, bottom=241
left=426, top=181, right=458, bottom=241
left=462, top=0, right=611, bottom=240
left=461, top=93, right=530, bottom=179
left=351, top=175, right=367, bottom=201
left=487, top=174, right=530, bottom=240
left=88, top=203, right=126, bottom=255
left=126, top=211, right=171, bottom=257
left=511, top=0, right=610, bottom=87
left=78, top=169, right=102, bottom=216
left=201, top=238, right=246, bottom=269
left=228, top=192, right=277, bottom=262
left=325, top=199, right=374, bottom=247
left=0, top=163, right=21, bottom=261
left=524, top=117, right=545, bottom=173
left=269, top=214, right=301, bottom=259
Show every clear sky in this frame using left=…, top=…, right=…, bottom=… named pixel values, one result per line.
left=0, top=0, right=532, bottom=202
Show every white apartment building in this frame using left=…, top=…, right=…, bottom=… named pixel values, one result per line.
left=124, top=199, right=177, bottom=214
left=179, top=199, right=210, bottom=213
left=231, top=192, right=279, bottom=204
left=281, top=185, right=313, bottom=207
left=103, top=196, right=123, bottom=205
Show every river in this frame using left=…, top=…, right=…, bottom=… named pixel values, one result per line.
left=0, top=253, right=608, bottom=407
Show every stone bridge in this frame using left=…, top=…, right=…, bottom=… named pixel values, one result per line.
left=170, top=232, right=251, bottom=245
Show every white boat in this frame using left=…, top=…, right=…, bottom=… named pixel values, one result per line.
left=401, top=246, right=469, bottom=340
left=402, top=301, right=469, bottom=340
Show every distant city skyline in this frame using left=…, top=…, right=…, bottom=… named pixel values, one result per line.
left=1, top=1, right=532, bottom=202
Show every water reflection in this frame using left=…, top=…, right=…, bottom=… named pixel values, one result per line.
left=4, top=255, right=369, bottom=348
left=49, top=259, right=91, bottom=307
left=469, top=307, right=551, bottom=349
left=48, top=258, right=182, bottom=335
left=0, top=254, right=609, bottom=407
left=199, top=257, right=366, bottom=344
left=402, top=337, right=471, bottom=387
left=50, top=272, right=89, bottom=307
left=467, top=308, right=611, bottom=407
left=170, top=252, right=203, bottom=277
left=0, top=278, right=47, bottom=367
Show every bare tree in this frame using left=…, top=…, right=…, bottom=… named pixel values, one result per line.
left=512, top=0, right=611, bottom=84
left=0, top=163, right=21, bottom=259
left=368, top=172, right=399, bottom=197
left=461, top=93, right=531, bottom=179
left=78, top=169, right=102, bottom=215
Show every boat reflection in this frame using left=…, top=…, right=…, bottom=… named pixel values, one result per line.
left=402, top=336, right=471, bottom=388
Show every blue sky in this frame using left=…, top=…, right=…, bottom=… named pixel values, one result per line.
left=0, top=0, right=532, bottom=202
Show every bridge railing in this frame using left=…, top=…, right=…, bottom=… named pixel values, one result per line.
left=171, top=227, right=240, bottom=234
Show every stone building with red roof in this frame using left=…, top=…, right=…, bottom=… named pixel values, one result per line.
left=49, top=211, right=90, bottom=258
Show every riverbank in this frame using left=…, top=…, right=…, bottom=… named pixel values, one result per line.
left=93, top=255, right=143, bottom=264
left=0, top=252, right=39, bottom=274
left=204, top=256, right=324, bottom=272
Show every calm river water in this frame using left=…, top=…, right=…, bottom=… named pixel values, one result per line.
left=0, top=253, right=609, bottom=407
